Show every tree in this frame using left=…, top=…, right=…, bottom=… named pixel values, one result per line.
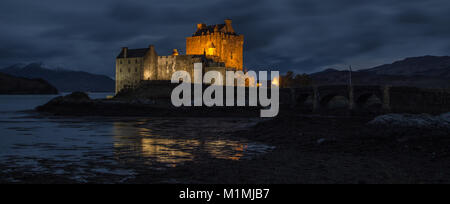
left=294, top=74, right=312, bottom=87
left=280, top=71, right=312, bottom=88
left=280, top=71, right=295, bottom=88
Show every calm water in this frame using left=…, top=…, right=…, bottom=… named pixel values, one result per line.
left=0, top=93, right=272, bottom=182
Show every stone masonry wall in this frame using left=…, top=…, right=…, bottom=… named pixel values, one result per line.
left=156, top=55, right=203, bottom=81
left=186, top=33, right=244, bottom=70
left=116, top=57, right=144, bottom=94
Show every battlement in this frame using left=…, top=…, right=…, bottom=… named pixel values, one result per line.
left=193, top=19, right=237, bottom=37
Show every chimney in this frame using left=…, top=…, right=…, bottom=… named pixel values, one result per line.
left=224, top=19, right=235, bottom=33
left=148, top=45, right=157, bottom=57
left=225, top=19, right=232, bottom=26
left=122, top=47, right=128, bottom=58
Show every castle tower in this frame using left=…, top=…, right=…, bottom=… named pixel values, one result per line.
left=186, top=19, right=244, bottom=70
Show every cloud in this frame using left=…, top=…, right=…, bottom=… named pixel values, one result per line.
left=0, top=0, right=450, bottom=77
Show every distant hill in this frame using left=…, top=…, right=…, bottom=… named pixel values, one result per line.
left=0, top=72, right=58, bottom=94
left=310, top=56, right=450, bottom=88
left=0, top=63, right=115, bottom=92
left=363, top=56, right=450, bottom=78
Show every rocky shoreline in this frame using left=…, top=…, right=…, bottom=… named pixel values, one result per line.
left=36, top=92, right=261, bottom=117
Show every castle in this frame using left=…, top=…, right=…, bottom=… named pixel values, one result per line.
left=115, top=19, right=244, bottom=94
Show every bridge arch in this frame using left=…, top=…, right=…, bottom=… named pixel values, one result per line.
left=355, top=93, right=383, bottom=109
left=296, top=93, right=313, bottom=106
left=320, top=94, right=350, bottom=109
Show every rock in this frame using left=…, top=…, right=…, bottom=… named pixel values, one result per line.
left=47, top=92, right=90, bottom=104
left=36, top=92, right=92, bottom=112
left=368, top=113, right=450, bottom=129
left=367, top=113, right=450, bottom=141
left=440, top=112, right=450, bottom=124
left=63, top=92, right=91, bottom=102
left=317, top=138, right=327, bottom=145
left=36, top=93, right=260, bottom=117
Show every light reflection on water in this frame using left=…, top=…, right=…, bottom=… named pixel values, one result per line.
left=0, top=94, right=273, bottom=181
left=112, top=118, right=270, bottom=168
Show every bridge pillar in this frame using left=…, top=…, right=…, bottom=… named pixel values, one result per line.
left=348, top=86, right=354, bottom=110
left=290, top=88, right=296, bottom=108
left=382, top=86, right=391, bottom=112
left=313, top=86, right=319, bottom=112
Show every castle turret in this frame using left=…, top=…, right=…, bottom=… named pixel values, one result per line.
left=172, top=49, right=179, bottom=56
left=143, top=45, right=158, bottom=81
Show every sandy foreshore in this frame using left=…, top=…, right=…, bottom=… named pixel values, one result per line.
left=1, top=111, right=450, bottom=184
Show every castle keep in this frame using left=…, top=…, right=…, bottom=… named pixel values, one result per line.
left=115, top=19, right=244, bottom=94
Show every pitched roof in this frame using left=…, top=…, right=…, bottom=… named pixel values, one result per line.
left=193, top=24, right=237, bottom=36
left=116, top=48, right=149, bottom=59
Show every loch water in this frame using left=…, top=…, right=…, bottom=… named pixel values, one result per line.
left=0, top=93, right=272, bottom=183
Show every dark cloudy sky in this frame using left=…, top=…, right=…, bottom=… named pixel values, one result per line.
left=1, top=0, right=450, bottom=78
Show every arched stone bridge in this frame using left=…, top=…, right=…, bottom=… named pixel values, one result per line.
left=280, top=85, right=450, bottom=114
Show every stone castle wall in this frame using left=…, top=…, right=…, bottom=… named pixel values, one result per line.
left=116, top=57, right=144, bottom=93
left=116, top=54, right=208, bottom=93
left=156, top=55, right=203, bottom=81
left=186, top=33, right=244, bottom=70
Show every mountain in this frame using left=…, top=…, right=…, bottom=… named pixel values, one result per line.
left=0, top=72, right=58, bottom=94
left=0, top=63, right=115, bottom=92
left=310, top=56, right=450, bottom=88
left=363, top=56, right=450, bottom=78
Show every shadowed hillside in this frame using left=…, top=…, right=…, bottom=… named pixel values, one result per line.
left=0, top=63, right=114, bottom=92
left=364, top=56, right=450, bottom=78
left=0, top=73, right=58, bottom=94
left=310, top=56, right=450, bottom=88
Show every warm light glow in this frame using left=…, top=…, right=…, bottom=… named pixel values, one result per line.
left=207, top=47, right=216, bottom=56
left=144, top=70, right=152, bottom=80
left=172, top=49, right=179, bottom=56
left=272, top=77, right=280, bottom=87
left=141, top=138, right=198, bottom=164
